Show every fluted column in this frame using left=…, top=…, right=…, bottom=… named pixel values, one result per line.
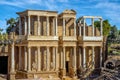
left=92, top=18, right=94, bottom=36
left=52, top=47, right=55, bottom=70
left=55, top=47, right=58, bottom=70
left=79, top=21, right=81, bottom=36
left=60, top=48, right=63, bottom=69
left=92, top=46, right=95, bottom=69
left=79, top=47, right=81, bottom=67
left=83, top=18, right=86, bottom=36
left=37, top=16, right=40, bottom=35
left=83, top=46, right=86, bottom=68
left=74, top=18, right=76, bottom=36
left=28, top=47, right=31, bottom=71
left=19, top=17, right=22, bottom=35
left=11, top=43, right=15, bottom=72
left=24, top=47, right=27, bottom=71
left=24, top=16, right=27, bottom=35
left=100, top=47, right=102, bottom=68
left=73, top=46, right=76, bottom=70
left=63, top=18, right=65, bottom=36
left=28, top=16, right=31, bottom=35
left=63, top=47, right=66, bottom=69
left=46, top=16, right=49, bottom=36
left=53, top=18, right=55, bottom=36
left=100, top=18, right=103, bottom=36
left=46, top=47, right=50, bottom=71
left=55, top=17, right=58, bottom=36
left=19, top=46, right=21, bottom=70
left=37, top=47, right=41, bottom=71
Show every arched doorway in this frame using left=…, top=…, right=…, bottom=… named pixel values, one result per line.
left=0, top=56, right=8, bottom=74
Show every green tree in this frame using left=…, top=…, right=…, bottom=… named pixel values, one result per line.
left=94, top=20, right=111, bottom=36
left=6, top=18, right=18, bottom=34
left=108, top=25, right=118, bottom=39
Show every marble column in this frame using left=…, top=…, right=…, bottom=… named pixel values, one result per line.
left=46, top=47, right=50, bottom=71
left=79, top=21, right=81, bottom=36
left=83, top=18, right=86, bottom=36
left=100, top=18, right=103, bottom=36
left=24, top=47, right=27, bottom=71
left=24, top=16, right=27, bottom=35
left=19, top=17, right=22, bottom=35
left=63, top=18, right=65, bottom=36
left=28, top=16, right=31, bottom=35
left=28, top=47, right=31, bottom=71
left=83, top=47, right=86, bottom=68
left=92, top=46, right=95, bottom=68
left=74, top=18, right=76, bottom=36
left=19, top=46, right=21, bottom=70
left=55, top=47, right=58, bottom=70
left=46, top=16, right=49, bottom=36
left=53, top=18, right=55, bottom=36
left=37, top=47, right=41, bottom=71
left=37, top=16, right=40, bottom=35
left=55, top=17, right=58, bottom=36
left=92, top=18, right=94, bottom=36
left=100, top=47, right=102, bottom=68
left=11, top=43, right=15, bottom=72
left=63, top=47, right=66, bottom=69
left=60, top=48, right=63, bottom=69
left=74, top=46, right=76, bottom=70
left=79, top=47, right=81, bottom=67
left=53, top=47, right=55, bottom=70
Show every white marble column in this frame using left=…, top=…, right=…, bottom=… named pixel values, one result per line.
left=63, top=47, right=66, bottom=69
left=100, top=47, right=102, bottom=68
left=60, top=48, right=63, bottom=69
left=74, top=18, right=76, bottom=36
left=28, top=47, right=31, bottom=71
left=73, top=46, right=76, bottom=70
left=19, top=17, right=22, bottom=35
left=28, top=16, right=31, bottom=35
left=83, top=18, right=86, bottom=36
left=55, top=47, right=58, bottom=70
left=46, top=16, right=49, bottom=36
left=46, top=47, right=50, bottom=71
left=19, top=46, right=21, bottom=70
left=53, top=18, right=55, bottom=36
left=37, top=16, right=40, bottom=35
left=79, top=47, right=81, bottom=67
left=11, top=43, right=15, bottom=72
left=92, top=46, right=95, bottom=68
left=63, top=18, right=65, bottom=36
left=24, top=16, right=27, bottom=35
left=92, top=18, right=94, bottom=36
left=37, top=47, right=41, bottom=71
left=53, top=47, right=55, bottom=70
left=24, top=47, right=27, bottom=71
left=55, top=17, right=58, bottom=36
left=100, top=18, right=103, bottom=36
left=79, top=21, right=81, bottom=36
left=83, top=47, right=86, bottom=68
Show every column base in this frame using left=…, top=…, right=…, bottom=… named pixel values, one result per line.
left=59, top=68, right=66, bottom=78
left=9, top=72, right=16, bottom=80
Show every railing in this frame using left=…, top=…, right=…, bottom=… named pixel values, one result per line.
left=63, top=36, right=77, bottom=41
left=78, top=36, right=103, bottom=41
left=27, top=36, right=58, bottom=40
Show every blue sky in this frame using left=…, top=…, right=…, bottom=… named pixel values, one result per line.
left=0, top=0, right=120, bottom=32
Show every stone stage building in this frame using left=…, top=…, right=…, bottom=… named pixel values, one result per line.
left=2, top=9, right=103, bottom=80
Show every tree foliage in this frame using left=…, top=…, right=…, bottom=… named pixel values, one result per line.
left=6, top=18, right=19, bottom=34
left=94, top=20, right=111, bottom=36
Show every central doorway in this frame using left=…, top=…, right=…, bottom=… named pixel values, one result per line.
left=66, top=61, right=69, bottom=75
left=0, top=56, right=8, bottom=74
